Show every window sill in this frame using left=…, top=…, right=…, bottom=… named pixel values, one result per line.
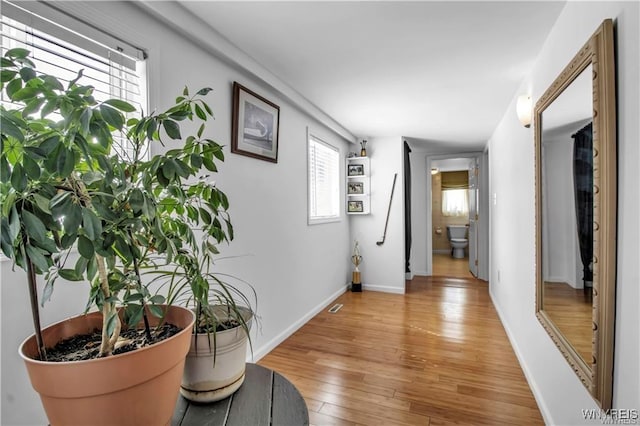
left=308, top=216, right=342, bottom=226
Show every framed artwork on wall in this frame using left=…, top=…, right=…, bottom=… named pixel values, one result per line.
left=348, top=182, right=364, bottom=194
left=348, top=200, right=364, bottom=213
left=231, top=82, right=280, bottom=163
left=347, top=164, right=364, bottom=176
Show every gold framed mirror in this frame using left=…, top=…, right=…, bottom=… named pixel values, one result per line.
left=534, top=19, right=617, bottom=409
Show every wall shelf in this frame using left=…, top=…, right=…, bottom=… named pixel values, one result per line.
left=347, top=156, right=370, bottom=215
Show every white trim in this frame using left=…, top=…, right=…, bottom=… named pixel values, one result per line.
left=490, top=289, right=553, bottom=426
left=362, top=284, right=406, bottom=294
left=250, top=284, right=348, bottom=362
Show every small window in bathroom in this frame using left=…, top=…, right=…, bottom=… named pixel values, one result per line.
left=442, top=189, right=469, bottom=217
left=441, top=171, right=469, bottom=217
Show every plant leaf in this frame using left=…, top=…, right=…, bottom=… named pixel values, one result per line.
left=103, top=99, right=136, bottom=112
left=162, top=119, right=181, bottom=140
left=106, top=311, right=118, bottom=337
left=58, top=268, right=83, bottom=281
left=99, top=104, right=124, bottom=129
left=26, top=245, right=49, bottom=273
left=62, top=202, right=82, bottom=235
left=1, top=115, right=24, bottom=142
left=77, top=235, right=94, bottom=259
left=194, top=104, right=206, bottom=120
left=5, top=48, right=30, bottom=59
left=19, top=67, right=36, bottom=82
left=81, top=208, right=102, bottom=240
left=148, top=304, right=163, bottom=318
left=196, top=87, right=213, bottom=96
left=22, top=210, right=47, bottom=241
left=79, top=108, right=92, bottom=135
left=0, top=70, right=16, bottom=83
left=22, top=154, right=40, bottom=180
left=10, top=162, right=27, bottom=192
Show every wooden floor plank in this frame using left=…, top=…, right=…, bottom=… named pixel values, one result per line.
left=259, top=272, right=543, bottom=425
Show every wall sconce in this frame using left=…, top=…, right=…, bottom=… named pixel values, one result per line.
left=517, top=94, right=532, bottom=128
left=431, top=168, right=439, bottom=175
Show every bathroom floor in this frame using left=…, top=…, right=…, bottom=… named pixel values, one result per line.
left=433, top=253, right=474, bottom=279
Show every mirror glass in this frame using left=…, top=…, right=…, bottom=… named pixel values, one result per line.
left=540, top=65, right=593, bottom=365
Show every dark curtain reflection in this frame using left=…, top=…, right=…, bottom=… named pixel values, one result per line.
left=572, top=122, right=593, bottom=289
left=404, top=141, right=412, bottom=273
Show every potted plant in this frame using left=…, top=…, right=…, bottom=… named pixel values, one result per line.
left=151, top=246, right=256, bottom=402
left=0, top=48, right=231, bottom=424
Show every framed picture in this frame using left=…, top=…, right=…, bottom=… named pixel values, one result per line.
left=347, top=164, right=364, bottom=176
left=348, top=200, right=364, bottom=213
left=232, top=82, right=280, bottom=163
left=348, top=182, right=364, bottom=195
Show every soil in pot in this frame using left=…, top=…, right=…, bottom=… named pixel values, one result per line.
left=39, top=324, right=181, bottom=362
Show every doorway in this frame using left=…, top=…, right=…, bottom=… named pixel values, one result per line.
left=424, top=152, right=489, bottom=281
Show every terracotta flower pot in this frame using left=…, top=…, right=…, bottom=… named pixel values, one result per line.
left=19, top=305, right=195, bottom=426
left=181, top=306, right=252, bottom=402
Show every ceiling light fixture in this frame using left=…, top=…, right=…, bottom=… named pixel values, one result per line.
left=431, top=168, right=439, bottom=175
left=517, top=94, right=532, bottom=128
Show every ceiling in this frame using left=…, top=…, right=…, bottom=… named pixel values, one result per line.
left=179, top=1, right=565, bottom=149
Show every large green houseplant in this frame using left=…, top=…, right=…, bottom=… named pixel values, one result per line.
left=0, top=48, right=235, bottom=424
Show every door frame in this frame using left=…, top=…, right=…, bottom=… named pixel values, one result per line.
left=424, top=152, right=488, bottom=279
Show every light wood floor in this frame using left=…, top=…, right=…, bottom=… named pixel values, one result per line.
left=259, top=276, right=542, bottom=425
left=543, top=281, right=592, bottom=362
left=433, top=253, right=474, bottom=279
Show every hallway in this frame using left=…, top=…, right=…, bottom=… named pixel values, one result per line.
left=259, top=276, right=542, bottom=425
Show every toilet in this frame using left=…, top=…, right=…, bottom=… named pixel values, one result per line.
left=446, top=225, right=468, bottom=259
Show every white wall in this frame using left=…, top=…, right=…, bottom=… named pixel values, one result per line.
left=349, top=137, right=406, bottom=294
left=0, top=2, right=352, bottom=424
left=488, top=2, right=639, bottom=424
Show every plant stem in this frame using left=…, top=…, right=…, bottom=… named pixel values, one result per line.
left=129, top=236, right=152, bottom=342
left=96, top=254, right=120, bottom=357
left=25, top=255, right=46, bottom=361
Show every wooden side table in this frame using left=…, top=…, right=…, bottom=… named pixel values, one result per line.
left=172, top=363, right=309, bottom=425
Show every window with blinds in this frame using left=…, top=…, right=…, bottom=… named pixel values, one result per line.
left=1, top=1, right=146, bottom=161
left=308, top=134, right=341, bottom=224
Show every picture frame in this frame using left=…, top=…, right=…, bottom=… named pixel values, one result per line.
left=348, top=200, right=364, bottom=213
left=348, top=182, right=364, bottom=195
left=347, top=164, right=364, bottom=176
left=232, top=82, right=280, bottom=163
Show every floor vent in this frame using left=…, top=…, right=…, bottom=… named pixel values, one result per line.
left=328, top=303, right=343, bottom=314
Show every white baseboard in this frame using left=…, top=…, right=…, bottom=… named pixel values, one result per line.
left=489, top=289, right=553, bottom=425
left=412, top=270, right=428, bottom=276
left=250, top=284, right=348, bottom=362
left=362, top=284, right=405, bottom=294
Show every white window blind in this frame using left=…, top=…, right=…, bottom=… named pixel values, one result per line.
left=308, top=135, right=340, bottom=224
left=1, top=0, right=147, bottom=161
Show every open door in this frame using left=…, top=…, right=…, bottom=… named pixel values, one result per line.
left=468, top=159, right=479, bottom=277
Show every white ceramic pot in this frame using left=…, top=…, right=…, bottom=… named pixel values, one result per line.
left=180, top=306, right=253, bottom=402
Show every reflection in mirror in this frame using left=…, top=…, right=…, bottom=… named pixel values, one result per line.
left=534, top=19, right=616, bottom=410
left=540, top=65, right=593, bottom=365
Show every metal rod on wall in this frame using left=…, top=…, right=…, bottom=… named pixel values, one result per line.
left=376, top=173, right=398, bottom=246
